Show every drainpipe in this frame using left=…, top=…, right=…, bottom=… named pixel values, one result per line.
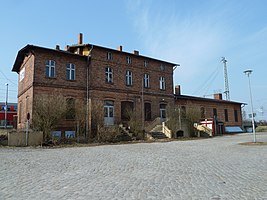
left=86, top=45, right=93, bottom=142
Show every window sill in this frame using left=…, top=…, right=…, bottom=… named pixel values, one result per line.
left=45, top=76, right=56, bottom=79
left=106, top=81, right=114, bottom=85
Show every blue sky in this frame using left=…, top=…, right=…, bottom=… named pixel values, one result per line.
left=0, top=0, right=266, bottom=121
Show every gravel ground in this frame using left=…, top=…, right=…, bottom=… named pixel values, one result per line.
left=0, top=133, right=267, bottom=200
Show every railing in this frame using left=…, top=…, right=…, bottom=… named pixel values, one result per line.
left=162, top=122, right=172, bottom=138
left=144, top=117, right=161, bottom=132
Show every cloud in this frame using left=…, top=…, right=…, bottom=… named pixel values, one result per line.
left=127, top=1, right=228, bottom=91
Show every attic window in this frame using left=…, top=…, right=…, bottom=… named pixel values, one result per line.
left=107, top=52, right=113, bottom=60
left=19, top=68, right=25, bottom=82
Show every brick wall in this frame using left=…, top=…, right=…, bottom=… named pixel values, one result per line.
left=175, top=98, right=242, bottom=127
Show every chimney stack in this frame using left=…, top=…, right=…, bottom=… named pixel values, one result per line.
left=214, top=93, right=222, bottom=100
left=133, top=50, right=139, bottom=55
left=117, top=45, right=123, bottom=51
left=175, top=85, right=181, bottom=95
left=78, top=33, right=83, bottom=45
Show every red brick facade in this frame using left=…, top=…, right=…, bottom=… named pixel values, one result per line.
left=12, top=34, right=243, bottom=136
left=12, top=38, right=176, bottom=131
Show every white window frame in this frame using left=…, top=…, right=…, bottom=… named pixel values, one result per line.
left=144, top=60, right=149, bottom=67
left=126, top=56, right=132, bottom=64
left=66, top=63, right=75, bottom=80
left=19, top=68, right=25, bottom=82
left=126, top=70, right=133, bottom=86
left=144, top=73, right=150, bottom=88
left=105, top=67, right=113, bottom=83
left=160, top=76, right=166, bottom=90
left=45, top=60, right=55, bottom=78
left=107, top=52, right=113, bottom=60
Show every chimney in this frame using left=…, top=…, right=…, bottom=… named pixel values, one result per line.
left=175, top=85, right=181, bottom=95
left=78, top=33, right=83, bottom=45
left=65, top=45, right=69, bottom=51
left=55, top=45, right=60, bottom=50
left=133, top=50, right=139, bottom=55
left=214, top=93, right=222, bottom=100
left=117, top=45, right=123, bottom=51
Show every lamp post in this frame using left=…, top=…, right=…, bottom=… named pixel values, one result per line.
left=243, top=70, right=256, bottom=143
left=5, top=83, right=8, bottom=129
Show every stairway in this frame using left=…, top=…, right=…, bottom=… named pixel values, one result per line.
left=150, top=125, right=168, bottom=139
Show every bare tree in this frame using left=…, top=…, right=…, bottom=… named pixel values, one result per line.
left=185, top=104, right=201, bottom=136
left=91, top=100, right=104, bottom=141
left=32, top=94, right=66, bottom=142
left=74, top=99, right=87, bottom=142
left=166, top=106, right=180, bottom=134
left=126, top=108, right=143, bottom=139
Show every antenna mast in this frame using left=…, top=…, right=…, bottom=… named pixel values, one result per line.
left=221, top=57, right=230, bottom=100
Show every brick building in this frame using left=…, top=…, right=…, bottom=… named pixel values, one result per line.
left=12, top=33, right=243, bottom=137
left=174, top=85, right=243, bottom=135
left=12, top=34, right=178, bottom=134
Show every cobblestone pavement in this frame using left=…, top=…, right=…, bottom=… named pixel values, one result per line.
left=0, top=133, right=267, bottom=200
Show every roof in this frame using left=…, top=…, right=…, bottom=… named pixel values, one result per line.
left=12, top=45, right=86, bottom=73
left=67, top=43, right=180, bottom=67
left=175, top=94, right=244, bottom=105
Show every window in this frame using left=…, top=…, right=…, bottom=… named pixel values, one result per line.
left=66, top=98, right=75, bottom=119
left=144, top=60, right=149, bottom=67
left=45, top=60, right=55, bottom=78
left=126, top=56, right=132, bottom=64
left=105, top=67, right=113, bottom=83
left=213, top=108, right=217, bottom=118
left=181, top=106, right=186, bottom=118
left=144, top=74, right=150, bottom=88
left=234, top=110, right=238, bottom=122
left=160, top=64, right=165, bottom=71
left=19, top=68, right=25, bottom=82
left=159, top=76, right=166, bottom=90
left=66, top=63, right=75, bottom=80
left=107, top=52, right=113, bottom=60
left=126, top=70, right=133, bottom=86
left=224, top=109, right=229, bottom=122
left=18, top=102, right=22, bottom=123
left=201, top=107, right=205, bottom=118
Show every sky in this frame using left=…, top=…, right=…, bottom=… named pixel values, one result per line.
left=0, top=0, right=266, bottom=121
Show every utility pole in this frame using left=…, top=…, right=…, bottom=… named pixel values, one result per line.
left=5, top=83, right=8, bottom=129
left=221, top=57, right=230, bottom=100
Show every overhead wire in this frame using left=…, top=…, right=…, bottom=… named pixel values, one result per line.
left=192, top=62, right=221, bottom=96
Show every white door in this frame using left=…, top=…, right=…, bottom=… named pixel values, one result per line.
left=104, top=101, right=114, bottom=126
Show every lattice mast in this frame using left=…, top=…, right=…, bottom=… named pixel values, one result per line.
left=221, top=57, right=230, bottom=100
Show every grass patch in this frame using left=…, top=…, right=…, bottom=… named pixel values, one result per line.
left=256, top=126, right=267, bottom=132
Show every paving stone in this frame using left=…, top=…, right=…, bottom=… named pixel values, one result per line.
left=0, top=133, right=267, bottom=200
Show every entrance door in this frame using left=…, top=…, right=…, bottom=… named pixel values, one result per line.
left=160, top=104, right=167, bottom=122
left=104, top=100, right=114, bottom=126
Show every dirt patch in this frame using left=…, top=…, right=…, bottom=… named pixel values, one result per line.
left=239, top=142, right=267, bottom=146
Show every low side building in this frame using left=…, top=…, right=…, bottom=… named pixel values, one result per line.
left=174, top=85, right=243, bottom=136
